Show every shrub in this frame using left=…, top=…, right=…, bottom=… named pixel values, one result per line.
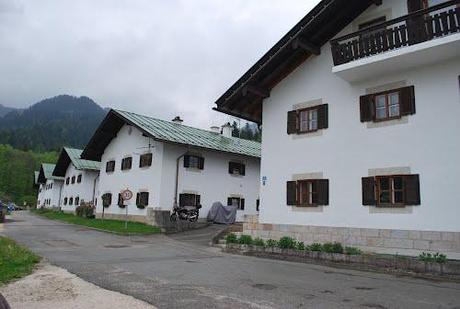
left=331, top=242, right=344, bottom=254
left=434, top=253, right=447, bottom=264
left=308, top=243, right=322, bottom=252
left=418, top=252, right=434, bottom=262
left=278, top=236, right=296, bottom=249
left=296, top=241, right=306, bottom=251
left=419, top=252, right=447, bottom=264
left=322, top=242, right=334, bottom=253
left=238, top=235, right=253, bottom=245
left=253, top=238, right=265, bottom=247
left=345, top=246, right=362, bottom=255
left=225, top=233, right=237, bottom=244
left=75, top=202, right=95, bottom=219
left=266, top=239, right=278, bottom=247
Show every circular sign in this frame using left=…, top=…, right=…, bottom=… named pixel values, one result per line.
left=121, top=189, right=133, bottom=201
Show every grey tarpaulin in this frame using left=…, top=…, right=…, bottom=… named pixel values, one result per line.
left=207, top=202, right=237, bottom=224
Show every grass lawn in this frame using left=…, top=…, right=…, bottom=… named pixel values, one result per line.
left=0, top=236, right=41, bottom=285
left=32, top=209, right=161, bottom=235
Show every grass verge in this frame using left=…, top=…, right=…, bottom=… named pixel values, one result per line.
left=32, top=209, right=161, bottom=235
left=0, top=236, right=40, bottom=285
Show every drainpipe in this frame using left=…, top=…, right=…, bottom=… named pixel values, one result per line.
left=92, top=172, right=100, bottom=205
left=174, top=152, right=189, bottom=208
left=57, top=180, right=63, bottom=210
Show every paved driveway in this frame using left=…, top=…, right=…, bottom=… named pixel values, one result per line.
left=2, top=212, right=460, bottom=309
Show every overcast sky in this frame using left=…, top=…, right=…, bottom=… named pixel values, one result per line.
left=0, top=0, right=320, bottom=128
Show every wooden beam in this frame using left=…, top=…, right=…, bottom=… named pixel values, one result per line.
left=291, top=38, right=320, bottom=55
left=242, top=85, right=270, bottom=99
left=212, top=107, right=261, bottom=124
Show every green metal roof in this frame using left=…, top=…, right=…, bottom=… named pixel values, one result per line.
left=64, top=147, right=100, bottom=170
left=38, top=163, right=64, bottom=183
left=114, top=109, right=261, bottom=158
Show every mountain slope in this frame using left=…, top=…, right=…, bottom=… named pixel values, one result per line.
left=0, top=95, right=107, bottom=151
left=0, top=104, right=18, bottom=117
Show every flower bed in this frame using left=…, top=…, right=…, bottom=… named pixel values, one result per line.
left=223, top=234, right=460, bottom=280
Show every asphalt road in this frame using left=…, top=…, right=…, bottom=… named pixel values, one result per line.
left=2, top=211, right=460, bottom=309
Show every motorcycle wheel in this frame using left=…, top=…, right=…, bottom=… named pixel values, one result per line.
left=189, top=212, right=199, bottom=222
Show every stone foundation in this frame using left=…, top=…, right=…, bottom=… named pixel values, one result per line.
left=243, top=215, right=460, bottom=259
left=96, top=212, right=148, bottom=224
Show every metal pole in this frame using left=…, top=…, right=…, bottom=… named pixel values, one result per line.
left=125, top=203, right=128, bottom=229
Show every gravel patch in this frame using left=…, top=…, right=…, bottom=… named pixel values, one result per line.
left=0, top=263, right=156, bottom=309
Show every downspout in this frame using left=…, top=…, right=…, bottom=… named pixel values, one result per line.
left=57, top=180, right=63, bottom=209
left=92, top=172, right=100, bottom=205
left=174, top=152, right=189, bottom=208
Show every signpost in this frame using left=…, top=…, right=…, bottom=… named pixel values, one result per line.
left=121, top=189, right=133, bottom=229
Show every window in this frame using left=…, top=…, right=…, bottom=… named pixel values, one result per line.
left=121, top=157, right=132, bottom=171
left=117, top=193, right=125, bottom=208
left=75, top=197, right=80, bottom=206
left=184, top=155, right=204, bottom=170
left=229, top=162, right=245, bottom=176
left=77, top=174, right=82, bottom=183
left=139, top=153, right=153, bottom=168
left=69, top=197, right=73, bottom=205
left=287, top=104, right=328, bottom=135
left=360, top=86, right=416, bottom=123
left=286, top=179, right=329, bottom=207
left=50, top=183, right=53, bottom=189
left=102, top=193, right=112, bottom=207
left=227, top=197, right=245, bottom=210
left=136, top=192, right=149, bottom=208
left=66, top=177, right=70, bottom=185
left=71, top=176, right=76, bottom=184
left=63, top=197, right=68, bottom=205
left=106, top=160, right=115, bottom=173
left=256, top=199, right=260, bottom=212
left=179, top=193, right=201, bottom=207
left=362, top=174, right=420, bottom=207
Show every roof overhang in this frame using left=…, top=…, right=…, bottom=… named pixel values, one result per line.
left=214, top=0, right=378, bottom=124
left=53, top=148, right=72, bottom=177
left=37, top=165, right=47, bottom=184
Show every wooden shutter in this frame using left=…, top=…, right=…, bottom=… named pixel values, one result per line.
left=118, top=193, right=123, bottom=206
left=198, top=157, right=205, bottom=170
left=240, top=163, right=246, bottom=176
left=360, top=94, right=374, bottom=122
left=407, top=0, right=424, bottom=13
left=179, top=194, right=185, bottom=207
left=228, top=162, right=234, bottom=174
left=286, top=181, right=297, bottom=206
left=400, top=86, right=416, bottom=116
left=240, top=198, right=245, bottom=210
left=317, top=104, right=329, bottom=129
left=362, top=177, right=376, bottom=205
left=183, top=155, right=190, bottom=168
left=404, top=174, right=420, bottom=205
left=136, top=193, right=140, bottom=205
left=287, top=110, right=298, bottom=134
left=315, top=179, right=329, bottom=205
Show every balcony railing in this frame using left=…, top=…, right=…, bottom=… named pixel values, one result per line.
left=330, top=0, right=460, bottom=66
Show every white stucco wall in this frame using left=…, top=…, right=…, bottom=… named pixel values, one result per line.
left=41, top=179, right=63, bottom=209
left=60, top=163, right=99, bottom=212
left=259, top=1, right=460, bottom=232
left=95, top=124, right=260, bottom=221
left=37, top=184, right=45, bottom=207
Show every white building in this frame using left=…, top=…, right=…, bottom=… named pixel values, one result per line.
left=52, top=147, right=100, bottom=213
left=80, top=109, right=261, bottom=223
left=215, top=0, right=460, bottom=257
left=36, top=163, right=64, bottom=209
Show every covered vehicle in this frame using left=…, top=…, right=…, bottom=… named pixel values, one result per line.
left=207, top=202, right=237, bottom=224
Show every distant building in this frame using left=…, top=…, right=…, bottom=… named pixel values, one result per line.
left=52, top=147, right=100, bottom=213
left=80, top=109, right=261, bottom=223
left=36, top=163, right=64, bottom=209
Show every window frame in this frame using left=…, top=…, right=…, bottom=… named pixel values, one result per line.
left=373, top=89, right=402, bottom=122
left=229, top=162, right=245, bottom=176
left=106, top=160, right=115, bottom=173
left=63, top=197, right=68, bottom=205
left=297, top=106, right=319, bottom=134
left=137, top=192, right=149, bottom=208
left=121, top=156, right=133, bottom=171
left=179, top=193, right=201, bottom=208
left=139, top=153, right=153, bottom=168
left=375, top=175, right=405, bottom=207
left=77, top=174, right=82, bottom=183
left=75, top=196, right=80, bottom=206
left=69, top=197, right=73, bottom=205
left=102, top=193, right=112, bottom=207
left=228, top=197, right=245, bottom=210
left=66, top=177, right=70, bottom=185
left=188, top=155, right=201, bottom=169
left=296, top=179, right=318, bottom=207
left=71, top=176, right=76, bottom=184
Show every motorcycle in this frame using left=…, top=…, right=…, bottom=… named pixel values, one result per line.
left=170, top=204, right=202, bottom=222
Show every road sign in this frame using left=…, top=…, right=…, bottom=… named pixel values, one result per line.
left=121, top=189, right=133, bottom=201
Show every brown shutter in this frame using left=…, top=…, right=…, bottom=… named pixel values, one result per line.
left=136, top=193, right=140, bottom=206
left=228, top=162, right=234, bottom=174
left=315, top=179, right=329, bottom=205
left=198, top=157, right=205, bottom=170
left=404, top=174, right=420, bottom=205
left=286, top=181, right=297, bottom=206
left=240, top=163, right=246, bottom=176
left=360, top=94, right=374, bottom=122
left=362, top=177, right=376, bottom=205
left=400, top=86, right=416, bottom=116
left=183, top=155, right=190, bottom=168
left=240, top=198, right=245, bottom=210
left=287, top=110, right=298, bottom=134
left=317, top=104, right=329, bottom=129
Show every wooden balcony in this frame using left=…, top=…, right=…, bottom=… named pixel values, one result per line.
left=330, top=0, right=460, bottom=66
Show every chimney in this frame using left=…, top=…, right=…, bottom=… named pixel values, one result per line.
left=221, top=122, right=233, bottom=138
left=172, top=116, right=183, bottom=124
left=210, top=126, right=220, bottom=134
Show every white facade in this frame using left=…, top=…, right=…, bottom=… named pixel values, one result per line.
left=95, top=124, right=260, bottom=221
left=37, top=184, right=45, bottom=208
left=60, top=163, right=99, bottom=212
left=258, top=1, right=460, bottom=233
left=40, top=179, right=63, bottom=209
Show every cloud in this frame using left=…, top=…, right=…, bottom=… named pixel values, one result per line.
left=0, top=0, right=320, bottom=128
